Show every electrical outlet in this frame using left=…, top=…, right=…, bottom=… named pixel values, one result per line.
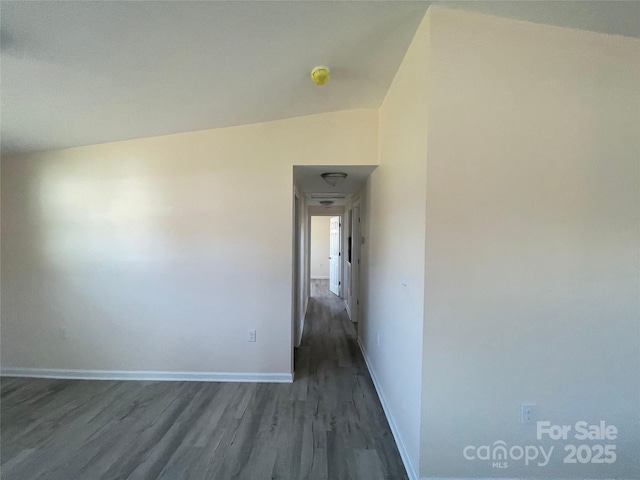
left=521, top=403, right=536, bottom=424
left=59, top=326, right=68, bottom=339
left=247, top=329, right=256, bottom=342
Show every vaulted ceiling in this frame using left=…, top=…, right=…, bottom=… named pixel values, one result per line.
left=2, top=1, right=638, bottom=155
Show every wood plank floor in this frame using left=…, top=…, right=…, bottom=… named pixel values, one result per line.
left=1, top=280, right=408, bottom=480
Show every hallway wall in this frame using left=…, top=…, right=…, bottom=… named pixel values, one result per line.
left=361, top=6, right=639, bottom=480
left=361, top=9, right=431, bottom=476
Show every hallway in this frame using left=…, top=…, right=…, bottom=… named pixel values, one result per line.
left=294, top=280, right=408, bottom=479
left=1, top=280, right=407, bottom=479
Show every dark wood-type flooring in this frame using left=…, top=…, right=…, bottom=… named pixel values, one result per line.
left=0, top=280, right=407, bottom=479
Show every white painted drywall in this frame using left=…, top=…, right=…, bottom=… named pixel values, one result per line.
left=360, top=10, right=431, bottom=476
left=421, top=8, right=640, bottom=479
left=310, top=216, right=331, bottom=279
left=0, top=109, right=378, bottom=377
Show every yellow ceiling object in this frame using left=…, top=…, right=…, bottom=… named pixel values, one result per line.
left=311, top=66, right=330, bottom=86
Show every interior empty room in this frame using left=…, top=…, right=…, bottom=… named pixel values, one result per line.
left=1, top=1, right=639, bottom=479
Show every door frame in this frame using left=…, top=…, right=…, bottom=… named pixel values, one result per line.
left=350, top=201, right=362, bottom=324
left=329, top=215, right=342, bottom=297
left=292, top=191, right=301, bottom=359
left=308, top=212, right=344, bottom=295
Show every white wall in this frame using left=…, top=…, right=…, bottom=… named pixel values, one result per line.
left=0, top=109, right=378, bottom=378
left=421, top=8, right=640, bottom=479
left=310, top=216, right=331, bottom=279
left=360, top=10, right=431, bottom=477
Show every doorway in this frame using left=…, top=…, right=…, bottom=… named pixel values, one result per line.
left=291, top=164, right=377, bottom=374
left=310, top=216, right=331, bottom=281
left=309, top=215, right=342, bottom=297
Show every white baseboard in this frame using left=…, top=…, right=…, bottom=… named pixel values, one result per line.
left=358, top=342, right=517, bottom=480
left=310, top=276, right=329, bottom=280
left=358, top=343, right=634, bottom=480
left=357, top=339, right=419, bottom=480
left=0, top=368, right=293, bottom=383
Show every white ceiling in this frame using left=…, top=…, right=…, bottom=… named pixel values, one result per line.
left=294, top=165, right=377, bottom=205
left=434, top=0, right=640, bottom=39
left=0, top=1, right=429, bottom=154
left=1, top=1, right=638, bottom=155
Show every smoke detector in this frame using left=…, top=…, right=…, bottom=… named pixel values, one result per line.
left=311, top=66, right=330, bottom=86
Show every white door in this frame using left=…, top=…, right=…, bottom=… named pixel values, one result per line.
left=329, top=216, right=341, bottom=296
